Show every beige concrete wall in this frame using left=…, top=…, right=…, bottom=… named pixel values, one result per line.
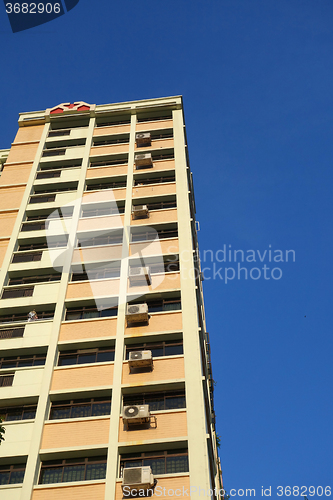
left=130, top=239, right=179, bottom=257
left=41, top=418, right=110, bottom=450
left=66, top=279, right=120, bottom=300
left=127, top=273, right=180, bottom=294
left=136, top=119, right=173, bottom=132
left=0, top=421, right=34, bottom=458
left=32, top=483, right=105, bottom=500
left=72, top=244, right=123, bottom=264
left=86, top=165, right=128, bottom=179
left=0, top=186, right=25, bottom=210
left=115, top=476, right=190, bottom=500
left=93, top=125, right=131, bottom=136
left=132, top=183, right=176, bottom=199
left=125, top=311, right=182, bottom=336
left=77, top=214, right=124, bottom=232
left=13, top=125, right=44, bottom=143
left=0, top=211, right=19, bottom=237
left=119, top=411, right=187, bottom=443
left=90, top=144, right=129, bottom=156
left=0, top=164, right=32, bottom=185
left=6, top=143, right=39, bottom=164
left=0, top=487, right=22, bottom=500
left=122, top=357, right=184, bottom=385
left=59, top=318, right=117, bottom=342
left=51, top=364, right=114, bottom=391
left=131, top=209, right=177, bottom=226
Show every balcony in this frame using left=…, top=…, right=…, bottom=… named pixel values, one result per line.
left=51, top=364, right=114, bottom=392
left=0, top=367, right=44, bottom=399
left=26, top=191, right=78, bottom=210
left=122, top=356, right=184, bottom=385
left=40, top=145, right=86, bottom=162
left=18, top=217, right=72, bottom=240
left=41, top=417, right=110, bottom=451
left=93, top=124, right=131, bottom=136
left=34, top=167, right=81, bottom=186
left=46, top=126, right=89, bottom=142
left=59, top=317, right=117, bottom=343
left=90, top=143, right=129, bottom=156
left=0, top=321, right=53, bottom=349
left=119, top=410, right=187, bottom=443
left=86, top=163, right=128, bottom=179
left=0, top=282, right=60, bottom=310
left=135, top=138, right=174, bottom=152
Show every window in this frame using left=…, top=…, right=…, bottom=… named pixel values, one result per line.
left=77, top=232, right=123, bottom=247
left=42, top=149, right=65, bottom=157
left=0, top=404, right=37, bottom=421
left=48, top=130, right=71, bottom=138
left=120, top=449, right=188, bottom=476
left=21, top=220, right=48, bottom=231
left=148, top=258, right=179, bottom=274
left=39, top=161, right=82, bottom=171
left=65, top=306, right=117, bottom=321
left=89, top=157, right=128, bottom=168
left=44, top=139, right=86, bottom=149
left=137, top=113, right=172, bottom=123
left=0, top=311, right=54, bottom=325
left=96, top=118, right=131, bottom=127
left=0, top=464, right=25, bottom=485
left=0, top=327, right=24, bottom=340
left=147, top=298, right=181, bottom=313
left=58, top=348, right=114, bottom=366
left=81, top=206, right=124, bottom=218
left=8, top=274, right=61, bottom=286
left=93, top=136, right=129, bottom=147
left=71, top=266, right=121, bottom=282
left=0, top=354, right=46, bottom=369
left=134, top=175, right=175, bottom=187
left=123, top=391, right=185, bottom=411
left=39, top=456, right=107, bottom=485
left=145, top=200, right=177, bottom=211
left=1, top=287, right=34, bottom=299
left=29, top=194, right=56, bottom=204
left=49, top=397, right=111, bottom=420
left=17, top=239, right=68, bottom=251
left=33, top=185, right=77, bottom=195
left=131, top=228, right=178, bottom=242
left=0, top=374, right=14, bottom=387
left=152, top=152, right=174, bottom=161
left=36, top=170, right=61, bottom=180
left=126, top=339, right=183, bottom=359
left=85, top=180, right=126, bottom=191
left=12, top=252, right=42, bottom=264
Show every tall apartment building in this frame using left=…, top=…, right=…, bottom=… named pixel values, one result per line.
left=0, top=96, right=221, bottom=500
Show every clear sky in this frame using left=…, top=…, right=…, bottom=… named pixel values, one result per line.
left=1, top=0, right=333, bottom=497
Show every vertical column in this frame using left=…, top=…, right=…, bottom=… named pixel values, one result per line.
left=104, top=109, right=137, bottom=500
left=173, top=108, right=211, bottom=497
left=20, top=114, right=96, bottom=500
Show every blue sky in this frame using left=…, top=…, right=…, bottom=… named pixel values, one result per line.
left=1, top=0, right=333, bottom=496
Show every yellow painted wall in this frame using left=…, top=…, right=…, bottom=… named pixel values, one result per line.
left=86, top=165, right=128, bottom=179
left=66, top=279, right=120, bottom=300
left=119, top=411, right=187, bottom=443
left=13, top=124, right=44, bottom=143
left=115, top=476, right=190, bottom=500
left=122, top=357, right=185, bottom=385
left=132, top=183, right=176, bottom=199
left=51, top=364, right=114, bottom=391
left=0, top=211, right=19, bottom=237
left=0, top=163, right=33, bottom=185
left=125, top=311, right=182, bottom=336
left=131, top=209, right=177, bottom=226
left=136, top=119, right=173, bottom=132
left=59, top=318, right=117, bottom=342
left=6, top=143, right=39, bottom=164
left=41, top=418, right=110, bottom=450
left=0, top=186, right=26, bottom=210
left=32, top=483, right=105, bottom=500
left=93, top=125, right=131, bottom=136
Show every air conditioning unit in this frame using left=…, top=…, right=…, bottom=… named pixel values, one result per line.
left=132, top=204, right=149, bottom=219
left=129, top=267, right=151, bottom=286
left=123, top=404, right=150, bottom=425
left=136, top=132, right=151, bottom=146
left=134, top=153, right=153, bottom=168
left=126, top=303, right=149, bottom=325
left=122, top=466, right=154, bottom=493
left=129, top=350, right=153, bottom=370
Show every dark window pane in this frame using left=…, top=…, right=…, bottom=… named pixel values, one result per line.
left=123, top=460, right=143, bottom=469
left=165, top=396, right=186, bottom=410
left=77, top=353, right=96, bottom=364
left=33, top=358, right=46, bottom=366
left=144, top=458, right=165, bottom=475
left=62, top=465, right=85, bottom=483
left=96, top=351, right=114, bottom=362
left=166, top=456, right=189, bottom=474
left=0, top=472, right=10, bottom=485
left=66, top=312, right=82, bottom=321
left=50, top=407, right=71, bottom=420
left=165, top=345, right=183, bottom=356
left=85, top=463, right=107, bottom=481
left=151, top=347, right=164, bottom=357
left=146, top=398, right=165, bottom=412
left=40, top=467, right=63, bottom=484
left=58, top=355, right=78, bottom=366
left=6, top=410, right=22, bottom=421
left=9, top=470, right=25, bottom=484
left=91, top=402, right=111, bottom=417
left=17, top=359, right=33, bottom=367
left=70, top=405, right=91, bottom=419
left=1, top=361, right=17, bottom=369
left=23, top=409, right=37, bottom=419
